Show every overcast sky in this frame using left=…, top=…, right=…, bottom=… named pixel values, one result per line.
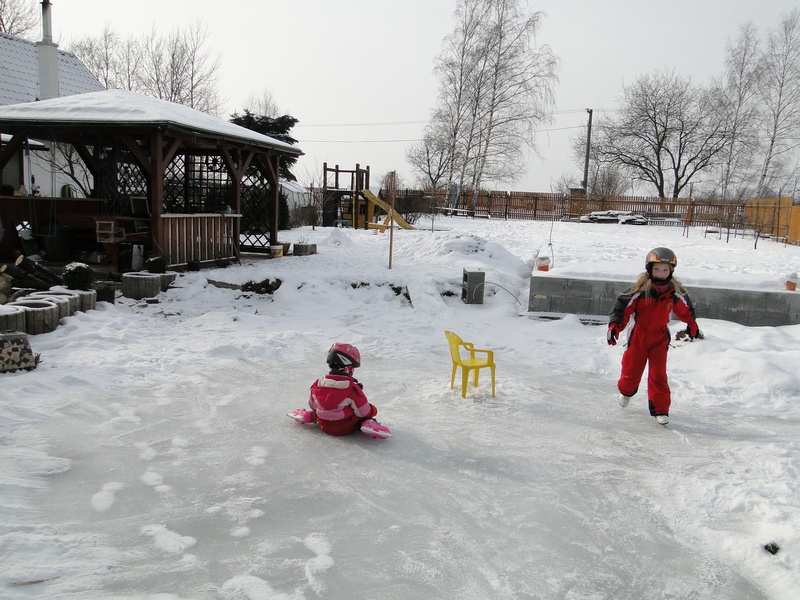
left=51, top=0, right=798, bottom=192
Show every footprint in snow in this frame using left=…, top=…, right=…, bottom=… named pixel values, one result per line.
left=91, top=482, right=124, bottom=512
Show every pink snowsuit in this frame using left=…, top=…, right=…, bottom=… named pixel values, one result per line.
left=309, top=373, right=378, bottom=436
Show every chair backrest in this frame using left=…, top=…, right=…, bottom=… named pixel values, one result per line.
left=444, top=330, right=464, bottom=364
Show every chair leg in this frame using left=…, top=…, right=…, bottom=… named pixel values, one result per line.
left=473, top=368, right=479, bottom=387
left=450, top=363, right=457, bottom=389
left=491, top=366, right=496, bottom=397
left=461, top=368, right=469, bottom=398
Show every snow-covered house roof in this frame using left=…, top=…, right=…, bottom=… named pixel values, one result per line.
left=0, top=89, right=303, bottom=155
left=0, top=32, right=102, bottom=105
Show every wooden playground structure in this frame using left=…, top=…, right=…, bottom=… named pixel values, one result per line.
left=321, top=163, right=413, bottom=231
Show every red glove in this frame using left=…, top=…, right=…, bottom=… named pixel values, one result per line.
left=607, top=323, right=620, bottom=346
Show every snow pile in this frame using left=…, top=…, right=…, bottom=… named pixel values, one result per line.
left=0, top=218, right=798, bottom=599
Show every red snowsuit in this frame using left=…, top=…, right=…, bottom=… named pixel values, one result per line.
left=609, top=282, right=699, bottom=416
left=308, top=372, right=378, bottom=436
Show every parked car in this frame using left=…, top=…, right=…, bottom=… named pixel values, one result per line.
left=579, top=210, right=627, bottom=223
left=618, top=214, right=648, bottom=225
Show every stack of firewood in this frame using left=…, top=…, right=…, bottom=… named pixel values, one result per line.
left=0, top=255, right=63, bottom=303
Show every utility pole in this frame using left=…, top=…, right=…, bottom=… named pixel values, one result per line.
left=582, top=108, right=593, bottom=192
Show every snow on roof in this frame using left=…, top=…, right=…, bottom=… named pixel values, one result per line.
left=0, top=32, right=103, bottom=105
left=0, top=89, right=303, bottom=155
left=280, top=179, right=308, bottom=194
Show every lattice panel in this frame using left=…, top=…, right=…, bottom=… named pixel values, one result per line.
left=239, top=163, right=273, bottom=247
left=163, top=153, right=232, bottom=214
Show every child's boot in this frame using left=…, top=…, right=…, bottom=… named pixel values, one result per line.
left=360, top=419, right=392, bottom=439
left=655, top=415, right=669, bottom=426
left=618, top=393, right=631, bottom=408
left=288, top=408, right=316, bottom=424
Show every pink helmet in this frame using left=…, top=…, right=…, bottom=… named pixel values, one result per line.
left=326, top=343, right=361, bottom=372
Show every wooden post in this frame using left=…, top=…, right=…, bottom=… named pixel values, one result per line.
left=354, top=163, right=360, bottom=229
left=271, top=154, right=280, bottom=244
left=149, top=131, right=164, bottom=254
left=388, top=171, right=396, bottom=270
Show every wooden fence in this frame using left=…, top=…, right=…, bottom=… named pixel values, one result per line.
left=159, top=213, right=241, bottom=268
left=387, top=188, right=800, bottom=241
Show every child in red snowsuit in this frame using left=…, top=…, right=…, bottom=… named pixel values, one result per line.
left=607, top=247, right=700, bottom=425
left=306, top=343, right=388, bottom=437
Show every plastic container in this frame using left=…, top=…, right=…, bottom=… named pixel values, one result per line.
left=535, top=256, right=551, bottom=272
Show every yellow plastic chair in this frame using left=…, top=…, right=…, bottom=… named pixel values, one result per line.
left=444, top=330, right=496, bottom=398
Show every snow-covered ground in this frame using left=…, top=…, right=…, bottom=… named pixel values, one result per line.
left=2, top=218, right=799, bottom=600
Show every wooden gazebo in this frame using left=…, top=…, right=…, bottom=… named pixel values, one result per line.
left=0, top=90, right=302, bottom=268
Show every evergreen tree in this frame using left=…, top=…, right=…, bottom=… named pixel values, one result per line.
left=230, top=110, right=299, bottom=181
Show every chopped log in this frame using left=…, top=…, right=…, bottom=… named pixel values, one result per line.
left=0, top=305, right=26, bottom=333
left=27, top=293, right=71, bottom=319
left=7, top=299, right=59, bottom=334
left=3, top=263, right=50, bottom=290
left=51, top=286, right=96, bottom=311
left=0, top=331, right=39, bottom=372
left=14, top=255, right=63, bottom=286
left=121, top=272, right=162, bottom=300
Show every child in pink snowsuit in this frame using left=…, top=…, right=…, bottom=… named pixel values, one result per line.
left=308, top=343, right=379, bottom=436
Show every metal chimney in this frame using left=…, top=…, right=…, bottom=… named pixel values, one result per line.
left=41, top=0, right=53, bottom=44
left=36, top=0, right=59, bottom=99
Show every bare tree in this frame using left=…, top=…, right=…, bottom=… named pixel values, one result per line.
left=406, top=124, right=452, bottom=189
left=717, top=23, right=762, bottom=200
left=0, top=0, right=38, bottom=38
left=245, top=89, right=281, bottom=118
left=596, top=71, right=728, bottom=199
left=71, top=26, right=120, bottom=89
left=419, top=0, right=555, bottom=205
left=433, top=0, right=490, bottom=195
left=73, top=23, right=221, bottom=114
left=756, top=9, right=800, bottom=194
left=468, top=0, right=556, bottom=198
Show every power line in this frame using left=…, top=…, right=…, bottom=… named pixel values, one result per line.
left=300, top=124, right=587, bottom=143
left=295, top=108, right=622, bottom=128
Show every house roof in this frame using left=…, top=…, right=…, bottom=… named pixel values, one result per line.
left=0, top=89, right=303, bottom=155
left=0, top=32, right=103, bottom=105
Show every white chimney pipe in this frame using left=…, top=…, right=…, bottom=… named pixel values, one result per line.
left=41, top=0, right=53, bottom=44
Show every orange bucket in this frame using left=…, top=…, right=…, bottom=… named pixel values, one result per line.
left=786, top=280, right=797, bottom=291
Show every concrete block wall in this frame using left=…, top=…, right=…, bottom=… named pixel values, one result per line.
left=529, top=274, right=800, bottom=327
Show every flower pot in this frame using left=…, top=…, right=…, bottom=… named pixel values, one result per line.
left=270, top=245, right=284, bottom=258
left=294, top=243, right=317, bottom=256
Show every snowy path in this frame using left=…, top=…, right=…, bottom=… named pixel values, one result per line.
left=2, top=221, right=798, bottom=599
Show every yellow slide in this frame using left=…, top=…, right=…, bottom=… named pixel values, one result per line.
left=361, top=189, right=415, bottom=230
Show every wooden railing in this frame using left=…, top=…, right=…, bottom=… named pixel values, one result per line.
left=159, top=213, right=241, bottom=268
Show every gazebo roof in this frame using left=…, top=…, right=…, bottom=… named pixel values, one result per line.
left=0, top=89, right=302, bottom=155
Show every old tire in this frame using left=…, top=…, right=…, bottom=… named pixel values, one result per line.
left=122, top=272, right=162, bottom=300
left=7, top=299, right=59, bottom=334
left=32, top=290, right=80, bottom=315
left=0, top=304, right=26, bottom=333
left=160, top=271, right=178, bottom=292
left=25, top=293, right=71, bottom=319
left=51, top=286, right=97, bottom=311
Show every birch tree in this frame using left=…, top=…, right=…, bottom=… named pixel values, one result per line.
left=756, top=8, right=800, bottom=194
left=717, top=23, right=762, bottom=200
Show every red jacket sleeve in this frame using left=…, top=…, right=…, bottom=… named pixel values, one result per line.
left=349, top=380, right=372, bottom=418
left=673, top=292, right=699, bottom=335
left=609, top=291, right=639, bottom=331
